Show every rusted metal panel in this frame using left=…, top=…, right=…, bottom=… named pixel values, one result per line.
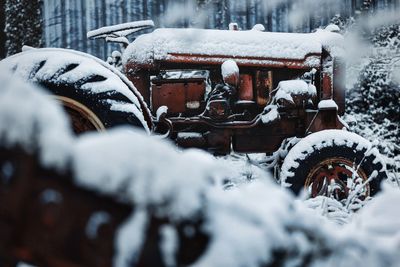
left=232, top=121, right=298, bottom=153
left=306, top=109, right=346, bottom=133
left=151, top=79, right=206, bottom=114
left=160, top=53, right=322, bottom=70
left=152, top=82, right=187, bottom=114
left=120, top=66, right=154, bottom=131
left=125, top=55, right=321, bottom=73
left=321, top=74, right=333, bottom=100
left=238, top=74, right=254, bottom=101
left=233, top=134, right=285, bottom=153
left=205, top=130, right=232, bottom=155
left=127, top=70, right=151, bottom=107
left=321, top=52, right=334, bottom=100
left=185, top=81, right=206, bottom=109
left=255, top=70, right=272, bottom=106
left=176, top=132, right=207, bottom=149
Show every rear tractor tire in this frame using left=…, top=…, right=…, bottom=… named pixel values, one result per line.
left=0, top=48, right=152, bottom=134
left=280, top=130, right=387, bottom=203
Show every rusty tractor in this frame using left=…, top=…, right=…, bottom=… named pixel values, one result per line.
left=0, top=20, right=386, bottom=201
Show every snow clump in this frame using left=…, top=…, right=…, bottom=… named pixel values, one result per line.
left=0, top=71, right=73, bottom=170
left=274, top=79, right=317, bottom=103
left=221, top=59, right=239, bottom=79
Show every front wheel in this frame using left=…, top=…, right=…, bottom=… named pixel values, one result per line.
left=280, top=130, right=387, bottom=203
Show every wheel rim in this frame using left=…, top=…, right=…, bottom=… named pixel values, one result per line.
left=304, top=157, right=370, bottom=201
left=54, top=96, right=105, bottom=134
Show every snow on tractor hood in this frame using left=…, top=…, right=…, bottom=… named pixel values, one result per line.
left=123, top=27, right=344, bottom=69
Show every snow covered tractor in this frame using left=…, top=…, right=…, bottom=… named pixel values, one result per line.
left=0, top=20, right=386, bottom=201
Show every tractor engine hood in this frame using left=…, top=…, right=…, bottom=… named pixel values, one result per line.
left=123, top=27, right=344, bottom=71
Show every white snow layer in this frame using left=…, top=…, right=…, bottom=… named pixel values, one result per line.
left=221, top=59, right=239, bottom=78
left=160, top=225, right=179, bottom=267
left=277, top=80, right=317, bottom=95
left=261, top=105, right=280, bottom=124
left=318, top=99, right=339, bottom=109
left=251, top=24, right=265, bottom=32
left=0, top=48, right=150, bottom=132
left=334, top=185, right=400, bottom=267
left=351, top=185, right=400, bottom=237
left=87, top=20, right=154, bottom=39
left=325, top=24, right=341, bottom=33
left=0, top=72, right=73, bottom=170
left=123, top=28, right=343, bottom=66
left=195, top=181, right=400, bottom=267
left=193, top=182, right=296, bottom=267
left=303, top=196, right=351, bottom=225
left=313, top=28, right=345, bottom=58
left=114, top=209, right=148, bottom=267
left=72, top=128, right=225, bottom=219
left=275, top=79, right=317, bottom=102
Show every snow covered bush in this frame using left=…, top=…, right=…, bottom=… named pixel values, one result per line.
left=370, top=23, right=400, bottom=51
left=345, top=21, right=400, bottom=185
left=330, top=14, right=355, bottom=34
left=350, top=55, right=400, bottom=124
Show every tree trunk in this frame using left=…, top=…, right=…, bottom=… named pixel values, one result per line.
left=0, top=0, right=5, bottom=58
left=4, top=0, right=43, bottom=56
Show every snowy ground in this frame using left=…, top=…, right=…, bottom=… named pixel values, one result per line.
left=216, top=154, right=348, bottom=225
left=218, top=77, right=400, bottom=224
left=344, top=112, right=400, bottom=186
left=218, top=101, right=400, bottom=225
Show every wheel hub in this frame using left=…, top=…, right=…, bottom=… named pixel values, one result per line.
left=54, top=96, right=105, bottom=134
left=305, top=157, right=370, bottom=201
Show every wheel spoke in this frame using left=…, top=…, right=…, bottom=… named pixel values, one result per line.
left=305, top=157, right=369, bottom=201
